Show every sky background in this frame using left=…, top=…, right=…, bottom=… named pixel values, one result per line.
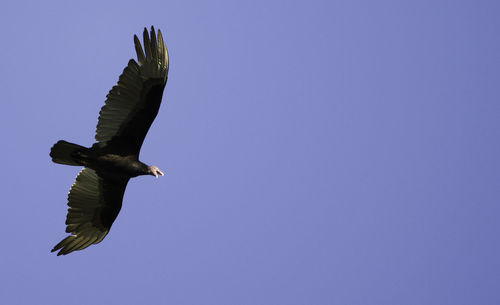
left=0, top=0, right=499, bottom=304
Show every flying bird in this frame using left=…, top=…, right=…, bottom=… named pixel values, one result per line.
left=49, top=26, right=169, bottom=256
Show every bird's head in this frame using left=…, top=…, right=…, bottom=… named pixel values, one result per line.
left=148, top=165, right=164, bottom=178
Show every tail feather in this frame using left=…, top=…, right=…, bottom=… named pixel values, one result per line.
left=50, top=140, right=86, bottom=166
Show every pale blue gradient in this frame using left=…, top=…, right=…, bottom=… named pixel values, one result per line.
left=0, top=0, right=499, bottom=304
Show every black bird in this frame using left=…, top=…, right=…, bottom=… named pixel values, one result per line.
left=49, top=26, right=169, bottom=256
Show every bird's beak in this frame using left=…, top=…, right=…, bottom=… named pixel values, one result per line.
left=156, top=169, right=164, bottom=178
left=149, top=166, right=164, bottom=178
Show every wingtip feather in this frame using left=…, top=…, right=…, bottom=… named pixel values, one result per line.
left=143, top=28, right=152, bottom=60
left=134, top=35, right=145, bottom=64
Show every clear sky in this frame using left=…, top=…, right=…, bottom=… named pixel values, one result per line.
left=0, top=0, right=499, bottom=304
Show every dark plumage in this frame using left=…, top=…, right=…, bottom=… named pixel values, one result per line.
left=50, top=27, right=169, bottom=256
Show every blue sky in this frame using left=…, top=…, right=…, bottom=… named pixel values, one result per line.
left=1, top=0, right=499, bottom=304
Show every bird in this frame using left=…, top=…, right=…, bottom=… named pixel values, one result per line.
left=49, top=26, right=169, bottom=256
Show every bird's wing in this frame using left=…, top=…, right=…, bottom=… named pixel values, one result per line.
left=95, top=26, right=169, bottom=154
left=51, top=168, right=129, bottom=256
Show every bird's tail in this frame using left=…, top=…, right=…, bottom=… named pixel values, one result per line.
left=50, top=140, right=87, bottom=166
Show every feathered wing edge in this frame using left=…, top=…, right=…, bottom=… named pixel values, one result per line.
left=94, top=26, right=169, bottom=143
left=51, top=168, right=128, bottom=256
left=134, top=26, right=169, bottom=82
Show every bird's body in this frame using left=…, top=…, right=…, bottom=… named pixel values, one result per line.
left=50, top=27, right=169, bottom=256
left=53, top=141, right=152, bottom=177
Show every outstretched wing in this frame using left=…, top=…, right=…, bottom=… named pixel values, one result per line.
left=95, top=26, right=169, bottom=155
left=51, top=168, right=129, bottom=256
